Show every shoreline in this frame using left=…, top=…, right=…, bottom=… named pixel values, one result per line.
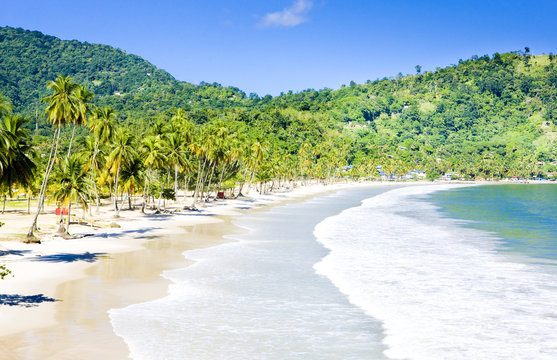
left=1, top=180, right=551, bottom=358
left=0, top=182, right=385, bottom=358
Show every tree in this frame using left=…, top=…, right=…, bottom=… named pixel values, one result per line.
left=0, top=114, right=36, bottom=199
left=66, top=85, right=94, bottom=160
left=87, top=107, right=117, bottom=212
left=51, top=155, right=89, bottom=236
left=28, top=76, right=80, bottom=241
left=0, top=93, right=14, bottom=177
left=107, top=128, right=136, bottom=216
left=415, top=65, right=422, bottom=74
left=120, top=157, right=144, bottom=210
left=141, top=135, right=167, bottom=211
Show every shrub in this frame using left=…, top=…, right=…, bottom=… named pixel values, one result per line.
left=0, top=265, right=12, bottom=280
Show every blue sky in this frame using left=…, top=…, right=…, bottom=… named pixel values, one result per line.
left=1, top=0, right=556, bottom=96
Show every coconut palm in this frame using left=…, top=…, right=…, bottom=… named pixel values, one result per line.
left=0, top=115, right=36, bottom=195
left=66, top=85, right=94, bottom=160
left=28, top=76, right=80, bottom=241
left=51, top=155, right=89, bottom=236
left=246, top=139, right=269, bottom=193
left=0, top=93, right=14, bottom=177
left=165, top=132, right=189, bottom=195
left=120, top=157, right=145, bottom=210
left=107, top=128, right=136, bottom=216
left=87, top=107, right=117, bottom=211
left=141, top=135, right=167, bottom=211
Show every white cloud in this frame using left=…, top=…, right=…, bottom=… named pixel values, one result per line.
left=258, top=0, right=314, bottom=28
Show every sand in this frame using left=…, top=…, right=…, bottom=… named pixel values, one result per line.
left=0, top=182, right=384, bottom=359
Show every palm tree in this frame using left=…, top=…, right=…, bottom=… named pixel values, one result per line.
left=66, top=85, right=94, bottom=160
left=120, top=157, right=145, bottom=210
left=107, top=128, right=136, bottom=216
left=87, top=107, right=117, bottom=212
left=0, top=115, right=36, bottom=195
left=28, top=76, right=79, bottom=241
left=52, top=155, right=89, bottom=236
left=246, top=139, right=268, bottom=193
left=298, top=141, right=312, bottom=182
left=0, top=93, right=14, bottom=177
left=165, top=132, right=188, bottom=196
left=141, top=135, right=167, bottom=211
left=188, top=127, right=210, bottom=207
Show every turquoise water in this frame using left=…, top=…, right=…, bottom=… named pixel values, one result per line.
left=429, top=184, right=557, bottom=264
left=111, top=184, right=557, bottom=360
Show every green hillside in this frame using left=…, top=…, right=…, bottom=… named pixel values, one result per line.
left=273, top=52, right=557, bottom=177
left=0, top=27, right=250, bottom=126
left=1, top=26, right=557, bottom=181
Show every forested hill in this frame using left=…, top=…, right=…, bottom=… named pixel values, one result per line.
left=1, top=26, right=557, bottom=178
left=0, top=26, right=250, bottom=121
left=272, top=51, right=557, bottom=173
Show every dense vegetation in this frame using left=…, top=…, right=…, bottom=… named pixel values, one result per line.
left=1, top=26, right=556, bottom=242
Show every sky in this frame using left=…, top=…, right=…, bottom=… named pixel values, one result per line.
left=1, top=0, right=557, bottom=96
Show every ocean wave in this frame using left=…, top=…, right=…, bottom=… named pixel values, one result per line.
left=313, top=185, right=557, bottom=360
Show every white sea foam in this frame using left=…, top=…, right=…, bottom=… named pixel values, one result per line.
left=313, top=185, right=557, bottom=359
left=110, top=194, right=388, bottom=360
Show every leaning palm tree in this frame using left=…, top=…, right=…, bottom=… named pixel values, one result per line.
left=27, top=76, right=79, bottom=241
left=66, top=85, right=94, bottom=160
left=51, top=155, right=89, bottom=236
left=107, top=128, right=136, bottom=216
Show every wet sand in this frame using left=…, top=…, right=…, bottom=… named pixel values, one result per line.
left=0, top=182, right=400, bottom=359
left=0, top=219, right=240, bottom=359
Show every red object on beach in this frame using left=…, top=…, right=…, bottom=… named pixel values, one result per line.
left=217, top=191, right=225, bottom=199
left=55, top=208, right=61, bottom=215
left=56, top=208, right=68, bottom=215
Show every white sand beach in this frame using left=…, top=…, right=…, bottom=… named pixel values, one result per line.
left=0, top=182, right=382, bottom=359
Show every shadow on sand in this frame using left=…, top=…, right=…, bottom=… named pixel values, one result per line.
left=0, top=294, right=59, bottom=307
left=0, top=250, right=32, bottom=257
left=31, top=252, right=106, bottom=263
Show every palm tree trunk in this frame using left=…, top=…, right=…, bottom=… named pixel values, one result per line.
left=145, top=167, right=151, bottom=209
left=92, top=176, right=100, bottom=213
left=205, top=162, right=216, bottom=201
left=27, top=126, right=61, bottom=240
left=217, top=163, right=227, bottom=192
left=66, top=124, right=77, bottom=161
left=183, top=175, right=189, bottom=205
left=66, top=202, right=72, bottom=234
left=113, top=164, right=120, bottom=216
left=174, top=164, right=178, bottom=196
left=191, top=158, right=205, bottom=207
left=128, top=190, right=132, bottom=210
left=200, top=161, right=213, bottom=202
left=246, top=167, right=256, bottom=194
left=2, top=195, right=6, bottom=214
left=92, top=139, right=101, bottom=213
left=27, top=194, right=31, bottom=214
left=235, top=166, right=250, bottom=198
left=157, top=169, right=170, bottom=212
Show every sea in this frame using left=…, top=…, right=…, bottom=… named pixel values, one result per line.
left=110, top=184, right=557, bottom=360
